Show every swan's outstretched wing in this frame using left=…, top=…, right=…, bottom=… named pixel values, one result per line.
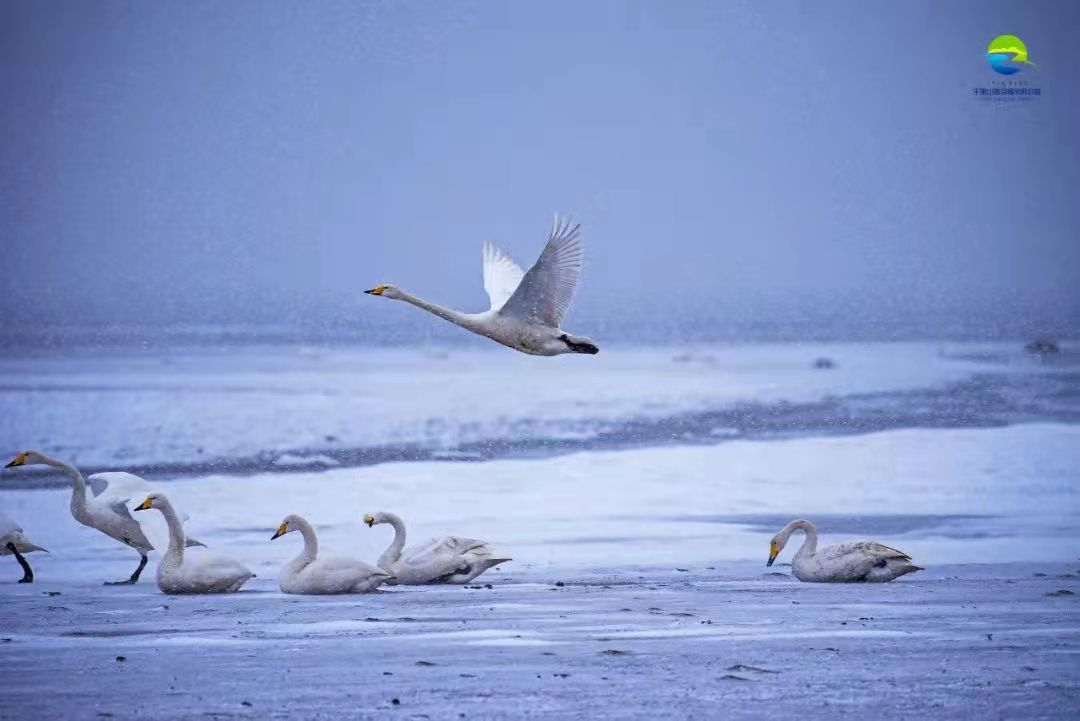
left=482, top=241, right=526, bottom=311
left=88, top=472, right=153, bottom=520
left=499, top=215, right=583, bottom=327
left=88, top=472, right=151, bottom=503
left=90, top=472, right=202, bottom=550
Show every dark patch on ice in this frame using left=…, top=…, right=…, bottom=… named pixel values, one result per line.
left=64, top=628, right=188, bottom=638
left=728, top=664, right=779, bottom=674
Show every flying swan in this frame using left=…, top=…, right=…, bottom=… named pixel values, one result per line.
left=4, top=451, right=204, bottom=585
left=366, top=215, right=598, bottom=356
left=134, top=493, right=253, bottom=594
left=364, top=511, right=511, bottom=584
left=767, top=519, right=923, bottom=583
left=0, top=511, right=47, bottom=583
left=271, top=514, right=393, bottom=594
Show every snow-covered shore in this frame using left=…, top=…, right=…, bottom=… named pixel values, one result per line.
left=1, top=563, right=1078, bottom=720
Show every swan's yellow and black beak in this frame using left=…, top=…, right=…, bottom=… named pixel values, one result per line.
left=4, top=452, right=27, bottom=468
left=767, top=541, right=779, bottom=567
left=363, top=514, right=375, bottom=528
left=364, top=285, right=386, bottom=296
left=271, top=522, right=288, bottom=540
left=133, top=497, right=153, bottom=512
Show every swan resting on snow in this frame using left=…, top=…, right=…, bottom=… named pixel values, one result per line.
left=365, top=215, right=598, bottom=356
left=271, top=514, right=392, bottom=594
left=767, top=519, right=923, bottom=583
left=133, top=494, right=253, bottom=594
left=4, top=451, right=204, bottom=585
left=0, top=511, right=47, bottom=583
left=364, top=511, right=511, bottom=584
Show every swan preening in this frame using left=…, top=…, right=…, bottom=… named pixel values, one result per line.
left=768, top=519, right=923, bottom=583
left=271, top=514, right=392, bottom=594
left=0, top=511, right=47, bottom=583
left=366, top=215, right=598, bottom=356
left=364, top=511, right=511, bottom=584
left=133, top=494, right=253, bottom=594
left=4, top=451, right=203, bottom=584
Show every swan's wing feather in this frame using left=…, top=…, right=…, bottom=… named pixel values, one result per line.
left=818, top=541, right=912, bottom=574
left=407, top=536, right=489, bottom=559
left=856, top=541, right=912, bottom=561
left=482, top=241, right=526, bottom=311
left=88, top=472, right=153, bottom=502
left=499, top=215, right=584, bottom=327
left=107, top=499, right=137, bottom=522
left=400, top=542, right=467, bottom=574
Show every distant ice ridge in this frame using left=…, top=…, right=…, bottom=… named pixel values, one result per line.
left=0, top=341, right=1072, bottom=474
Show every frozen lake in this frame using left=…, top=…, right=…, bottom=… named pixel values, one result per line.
left=1, top=341, right=1078, bottom=718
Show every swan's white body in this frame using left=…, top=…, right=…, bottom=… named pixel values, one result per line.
left=768, top=519, right=923, bottom=583
left=3, top=452, right=203, bottom=583
left=272, top=514, right=392, bottom=594
left=134, top=494, right=253, bottom=594
left=0, top=511, right=47, bottom=582
left=366, top=216, right=598, bottom=356
left=365, top=512, right=511, bottom=585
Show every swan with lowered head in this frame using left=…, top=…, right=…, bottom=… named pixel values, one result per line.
left=0, top=511, right=47, bottom=583
left=4, top=451, right=204, bottom=585
left=767, top=519, right=923, bottom=583
left=133, top=493, right=253, bottom=594
left=365, top=215, right=598, bottom=356
left=364, top=511, right=511, bottom=584
left=271, top=514, right=393, bottom=594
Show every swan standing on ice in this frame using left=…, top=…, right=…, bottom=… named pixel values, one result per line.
left=364, top=511, right=511, bottom=584
left=767, top=519, right=923, bottom=583
left=4, top=451, right=203, bottom=584
left=0, top=512, right=47, bottom=583
left=133, top=494, right=253, bottom=594
left=365, top=215, right=598, bottom=356
left=271, top=514, right=393, bottom=594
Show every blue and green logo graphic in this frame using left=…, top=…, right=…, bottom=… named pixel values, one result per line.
left=986, top=34, right=1033, bottom=75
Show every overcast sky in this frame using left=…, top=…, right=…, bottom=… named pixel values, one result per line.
left=2, top=1, right=1077, bottom=341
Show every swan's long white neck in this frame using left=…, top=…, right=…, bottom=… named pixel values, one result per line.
left=156, top=498, right=187, bottom=567
left=781, top=519, right=818, bottom=558
left=289, top=517, right=319, bottom=568
left=397, top=290, right=476, bottom=330
left=38, top=455, right=88, bottom=518
left=377, top=512, right=407, bottom=568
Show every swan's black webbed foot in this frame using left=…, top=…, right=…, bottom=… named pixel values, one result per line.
left=559, top=334, right=599, bottom=354
left=105, top=554, right=148, bottom=585
left=8, top=542, right=33, bottom=583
